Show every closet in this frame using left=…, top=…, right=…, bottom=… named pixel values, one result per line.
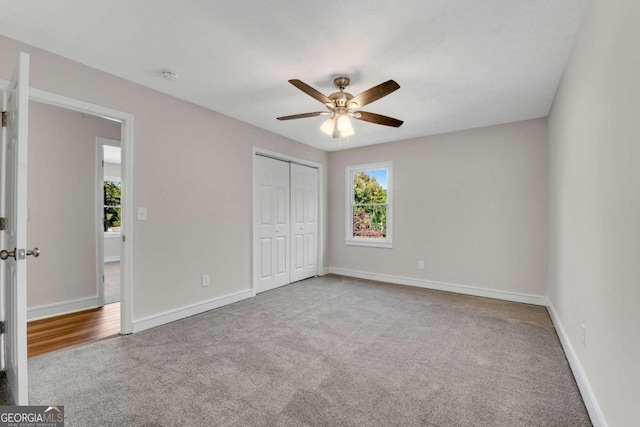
left=253, top=154, right=318, bottom=293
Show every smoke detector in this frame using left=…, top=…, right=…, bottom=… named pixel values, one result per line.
left=162, top=70, right=178, bottom=82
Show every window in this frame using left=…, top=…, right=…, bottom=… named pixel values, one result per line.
left=345, top=162, right=392, bottom=248
left=103, top=178, right=121, bottom=236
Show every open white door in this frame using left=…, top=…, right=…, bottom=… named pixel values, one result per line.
left=1, top=52, right=31, bottom=405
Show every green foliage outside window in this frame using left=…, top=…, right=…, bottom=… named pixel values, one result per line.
left=104, top=181, right=121, bottom=232
left=353, top=172, right=387, bottom=238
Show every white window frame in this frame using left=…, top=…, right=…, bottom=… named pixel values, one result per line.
left=103, top=175, right=122, bottom=238
left=345, top=161, right=393, bottom=248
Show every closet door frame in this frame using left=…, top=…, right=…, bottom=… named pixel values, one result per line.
left=251, top=147, right=323, bottom=295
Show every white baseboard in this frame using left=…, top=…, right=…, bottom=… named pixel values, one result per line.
left=318, top=267, right=330, bottom=276
left=326, top=268, right=548, bottom=306
left=547, top=301, right=607, bottom=427
left=104, top=256, right=121, bottom=263
left=132, top=288, right=254, bottom=333
left=28, top=296, right=99, bottom=321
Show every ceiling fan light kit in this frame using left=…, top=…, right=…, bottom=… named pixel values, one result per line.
left=277, top=76, right=403, bottom=140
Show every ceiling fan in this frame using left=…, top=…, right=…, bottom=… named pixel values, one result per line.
left=277, top=77, right=403, bottom=138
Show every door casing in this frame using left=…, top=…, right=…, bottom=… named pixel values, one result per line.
left=0, top=78, right=136, bottom=336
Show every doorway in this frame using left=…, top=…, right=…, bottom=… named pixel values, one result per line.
left=252, top=149, right=321, bottom=293
left=25, top=102, right=121, bottom=355
left=23, top=87, right=135, bottom=337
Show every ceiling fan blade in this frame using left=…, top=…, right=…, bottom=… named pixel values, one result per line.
left=288, top=79, right=333, bottom=106
left=353, top=111, right=404, bottom=127
left=349, top=80, right=400, bottom=109
left=277, top=112, right=329, bottom=121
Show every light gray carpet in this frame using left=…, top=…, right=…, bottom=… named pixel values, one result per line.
left=28, top=275, right=591, bottom=426
left=104, top=261, right=120, bottom=304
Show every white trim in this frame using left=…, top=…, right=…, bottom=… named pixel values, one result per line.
left=104, top=232, right=121, bottom=239
left=547, top=301, right=607, bottom=427
left=132, top=288, right=253, bottom=333
left=345, top=161, right=393, bottom=248
left=251, top=147, right=324, bottom=294
left=96, top=138, right=105, bottom=306
left=104, top=256, right=121, bottom=263
left=345, top=239, right=393, bottom=249
left=327, top=267, right=548, bottom=306
left=27, top=296, right=99, bottom=321
left=0, top=79, right=136, bottom=335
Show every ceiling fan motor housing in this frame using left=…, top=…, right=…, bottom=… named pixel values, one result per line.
left=330, top=77, right=355, bottom=109
left=329, top=92, right=354, bottom=109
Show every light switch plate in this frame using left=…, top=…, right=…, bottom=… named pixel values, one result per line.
left=137, top=207, right=148, bottom=221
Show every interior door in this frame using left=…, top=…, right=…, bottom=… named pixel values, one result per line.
left=290, top=164, right=318, bottom=282
left=253, top=155, right=290, bottom=293
left=1, top=52, right=30, bottom=405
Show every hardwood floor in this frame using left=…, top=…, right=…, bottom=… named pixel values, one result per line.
left=27, top=303, right=120, bottom=357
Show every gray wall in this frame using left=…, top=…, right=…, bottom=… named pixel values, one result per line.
left=0, top=35, right=329, bottom=322
left=548, top=0, right=640, bottom=425
left=328, top=118, right=549, bottom=297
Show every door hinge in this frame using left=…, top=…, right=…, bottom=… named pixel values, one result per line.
left=102, top=160, right=104, bottom=167
left=0, top=321, right=5, bottom=334
left=1, top=111, right=6, bottom=128
left=122, top=235, right=126, bottom=243
left=0, top=217, right=5, bottom=231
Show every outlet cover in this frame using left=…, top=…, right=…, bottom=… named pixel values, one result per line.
left=201, top=275, right=210, bottom=287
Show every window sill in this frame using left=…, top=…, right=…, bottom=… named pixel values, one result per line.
left=104, top=232, right=121, bottom=239
left=345, top=239, right=393, bottom=249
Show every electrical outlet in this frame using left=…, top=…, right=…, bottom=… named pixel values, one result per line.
left=418, top=260, right=425, bottom=269
left=201, top=275, right=210, bottom=287
left=580, top=325, right=586, bottom=347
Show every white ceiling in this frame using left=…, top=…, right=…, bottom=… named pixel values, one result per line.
left=0, top=0, right=588, bottom=151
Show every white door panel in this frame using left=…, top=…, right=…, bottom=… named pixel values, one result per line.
left=260, top=238, right=271, bottom=278
left=259, top=186, right=272, bottom=224
left=306, top=232, right=316, bottom=268
left=253, top=156, right=290, bottom=293
left=290, top=164, right=318, bottom=282
left=2, top=52, right=30, bottom=405
left=294, top=234, right=304, bottom=269
left=276, top=237, right=286, bottom=274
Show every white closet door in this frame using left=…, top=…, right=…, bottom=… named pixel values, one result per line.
left=253, top=156, right=290, bottom=293
left=290, top=163, right=318, bottom=282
